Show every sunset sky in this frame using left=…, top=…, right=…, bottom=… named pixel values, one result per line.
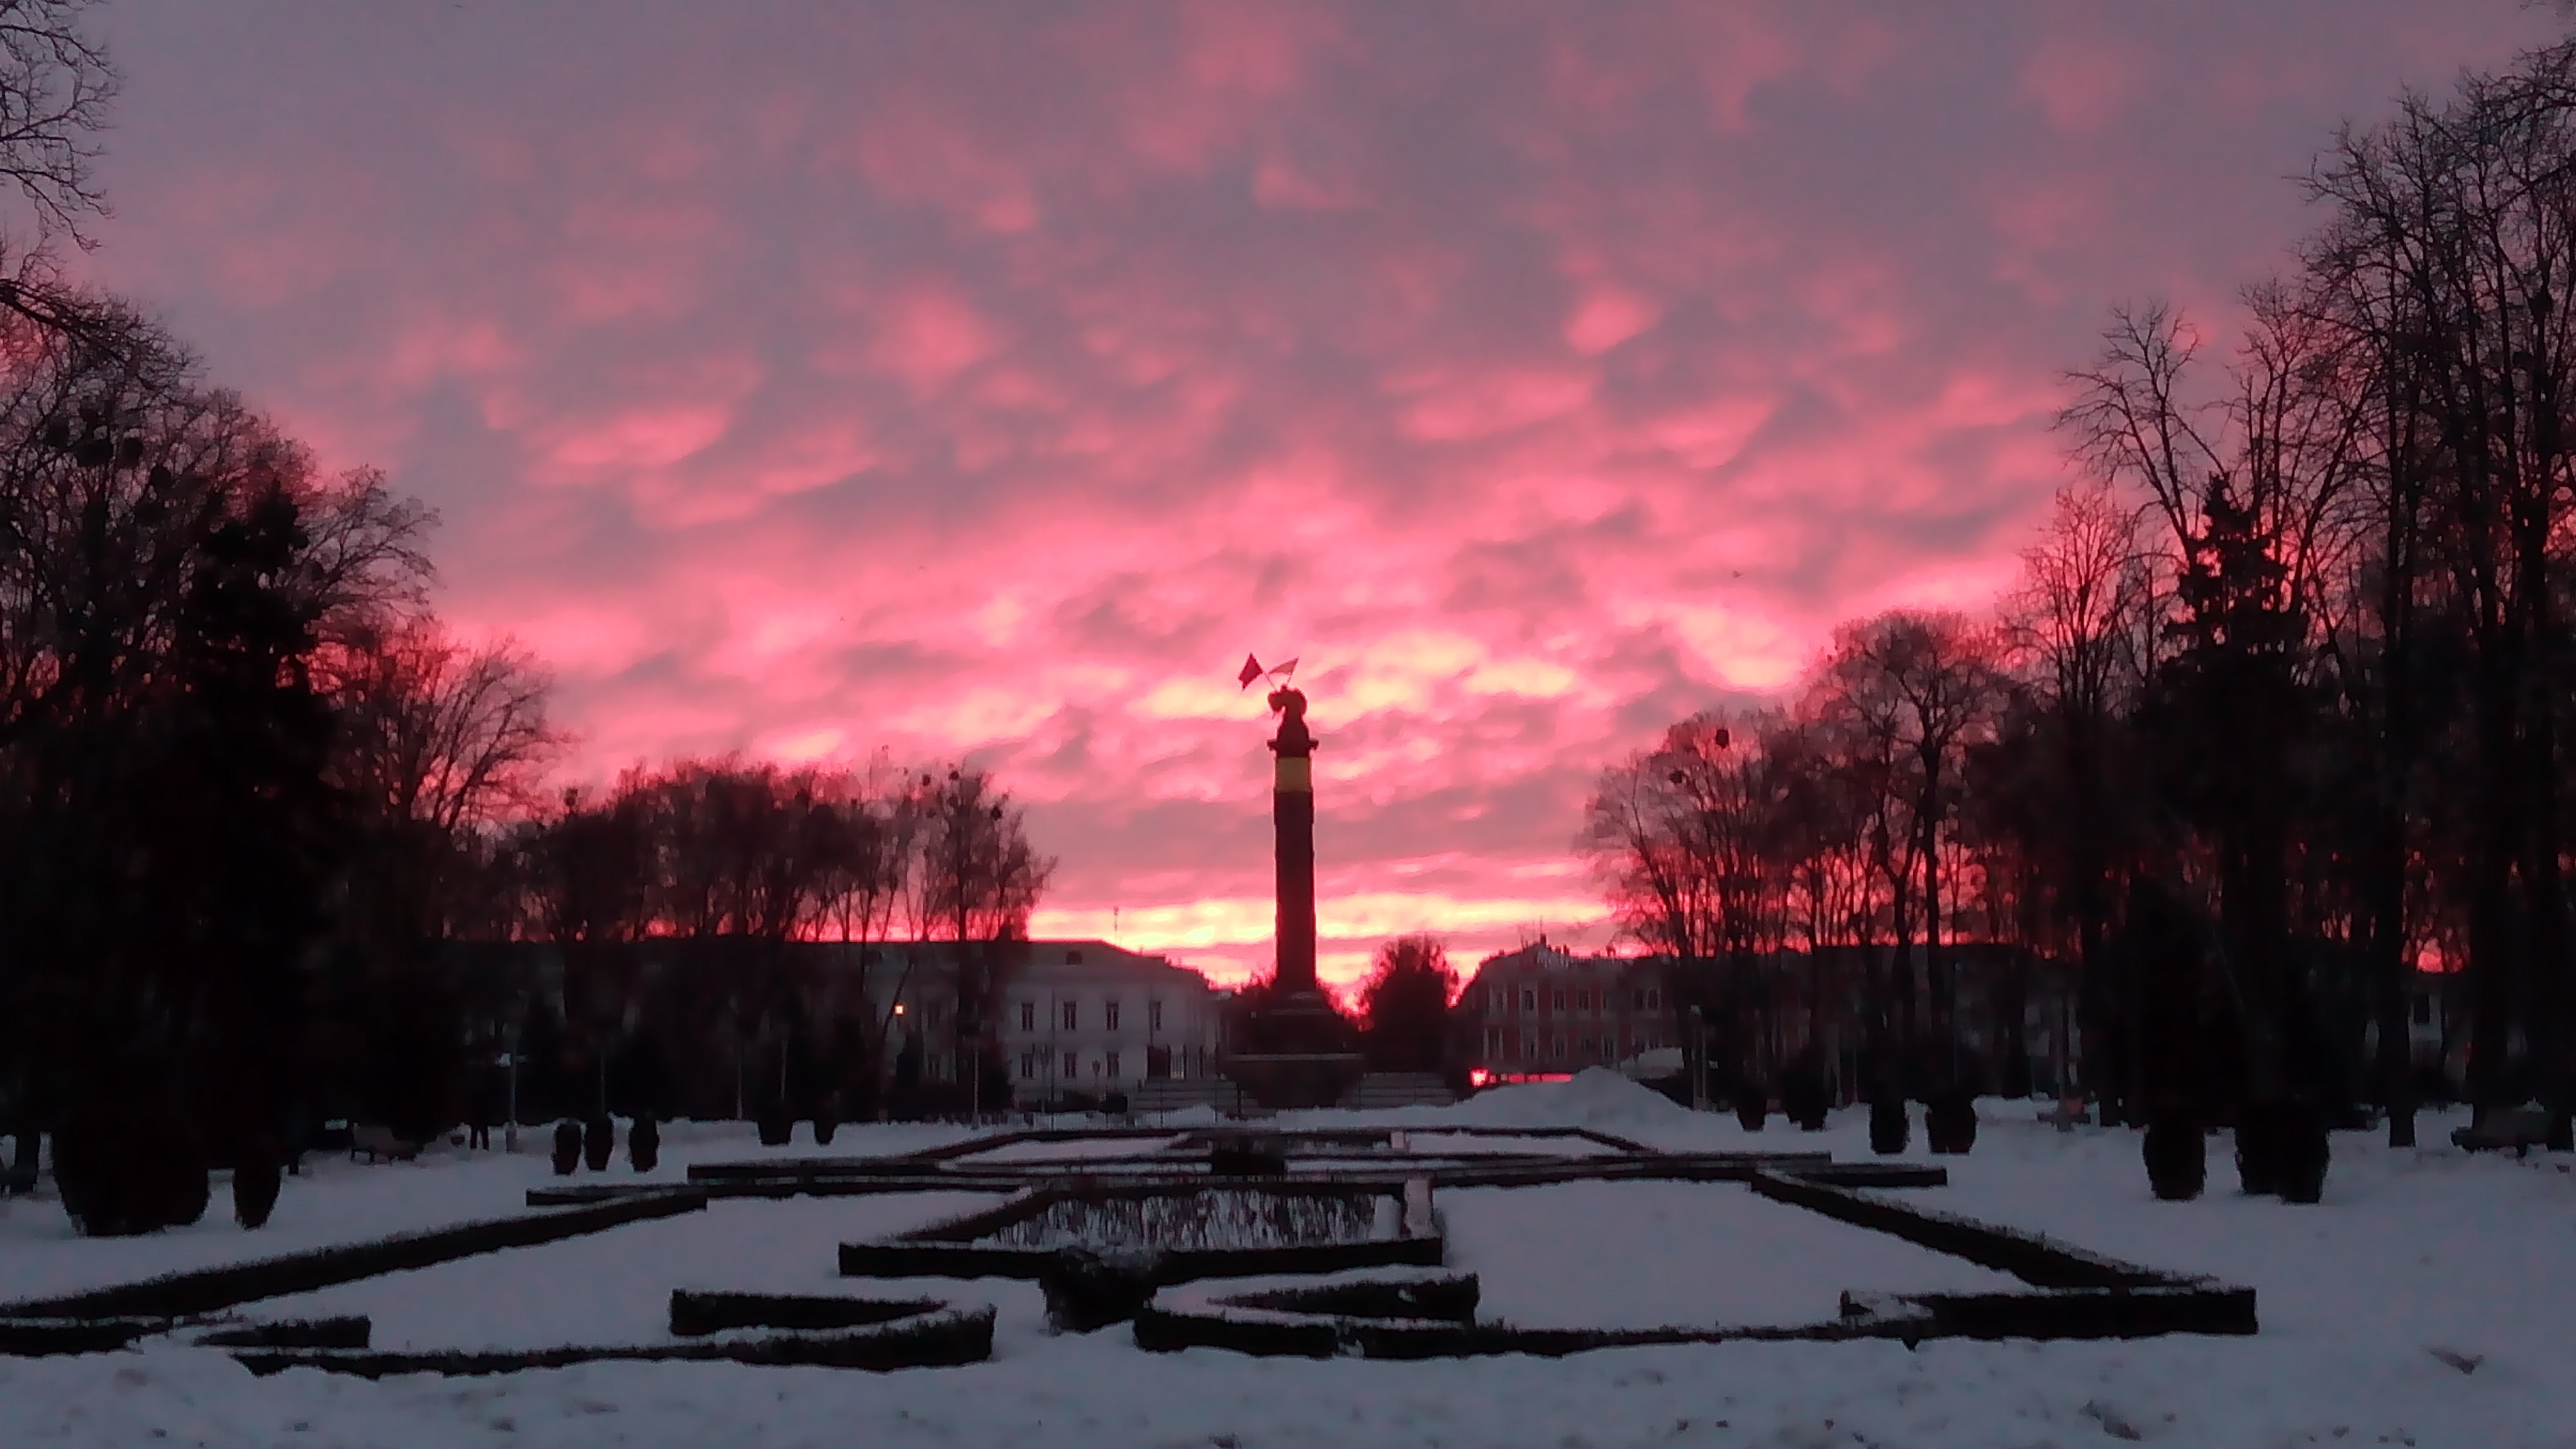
left=69, top=2, right=2567, bottom=989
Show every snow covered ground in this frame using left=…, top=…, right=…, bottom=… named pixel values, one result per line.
left=1443, top=1179, right=2019, bottom=1330
left=4, top=1079, right=2573, bottom=1448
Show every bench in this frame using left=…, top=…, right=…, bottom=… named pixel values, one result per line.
left=348, top=1124, right=421, bottom=1164
left=2450, top=1107, right=2552, bottom=1157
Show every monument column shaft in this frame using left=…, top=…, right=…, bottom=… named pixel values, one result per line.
left=1274, top=755, right=1317, bottom=993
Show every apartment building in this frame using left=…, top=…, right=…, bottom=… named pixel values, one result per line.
left=991, top=941, right=1223, bottom=1106
left=1455, top=941, right=1677, bottom=1077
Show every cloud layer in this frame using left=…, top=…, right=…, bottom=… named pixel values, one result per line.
left=74, top=1, right=2565, bottom=985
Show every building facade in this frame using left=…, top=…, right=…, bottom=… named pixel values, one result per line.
left=1453, top=942, right=1677, bottom=1078
left=990, top=941, right=1224, bottom=1106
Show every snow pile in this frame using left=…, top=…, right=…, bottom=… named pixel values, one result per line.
left=1444, top=1067, right=1691, bottom=1131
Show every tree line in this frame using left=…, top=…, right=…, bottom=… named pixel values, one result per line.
left=1587, top=33, right=2576, bottom=1167
left=0, top=3, right=1058, bottom=1231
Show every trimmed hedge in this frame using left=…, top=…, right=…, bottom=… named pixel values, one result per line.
left=1223, top=1272, right=1479, bottom=1323
left=1748, top=1171, right=2167, bottom=1290
left=669, top=1290, right=940, bottom=1337
left=838, top=1235, right=1446, bottom=1285
left=192, top=1316, right=372, bottom=1350
left=0, top=1189, right=708, bottom=1321
left=231, top=1304, right=997, bottom=1379
left=0, top=1316, right=168, bottom=1356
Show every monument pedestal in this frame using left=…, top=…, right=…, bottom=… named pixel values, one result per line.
left=1223, top=990, right=1365, bottom=1110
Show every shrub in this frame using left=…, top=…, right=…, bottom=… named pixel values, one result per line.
left=233, top=1157, right=283, bottom=1229
left=2142, top=1112, right=2205, bottom=1201
left=1038, top=1247, right=1159, bottom=1333
left=1734, top=1091, right=1767, bottom=1133
left=756, top=1110, right=793, bottom=1147
left=2275, top=1101, right=2329, bottom=1205
left=2232, top=1104, right=2280, bottom=1197
left=1867, top=1097, right=1909, bottom=1155
left=1780, top=1067, right=1830, bottom=1131
left=1102, top=1091, right=1131, bottom=1117
left=628, top=1116, right=660, bottom=1174
left=1925, top=1092, right=1977, bottom=1155
left=550, top=1119, right=582, bottom=1176
left=582, top=1115, right=614, bottom=1172
left=812, top=1107, right=838, bottom=1146
left=53, top=1102, right=209, bottom=1237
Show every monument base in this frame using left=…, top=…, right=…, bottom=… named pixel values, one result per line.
left=1222, top=990, right=1366, bottom=1111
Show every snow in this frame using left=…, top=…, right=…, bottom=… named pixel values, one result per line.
left=5, top=1092, right=2575, bottom=1446
left=1443, top=1180, right=2019, bottom=1328
left=0, top=1121, right=974, bottom=1306
left=247, top=1194, right=1002, bottom=1351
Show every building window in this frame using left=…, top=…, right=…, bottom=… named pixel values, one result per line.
left=1066, top=949, right=1084, bottom=964
left=2412, top=996, right=2433, bottom=1026
left=1106, top=1052, right=1121, bottom=1079
left=1148, top=1000, right=1163, bottom=1032
left=1105, top=1001, right=1122, bottom=1032
left=926, top=1054, right=944, bottom=1080
left=1521, top=987, right=1536, bottom=1014
left=1020, top=1002, right=1036, bottom=1031
left=1552, top=990, right=1566, bottom=1012
left=1062, top=1051, right=1078, bottom=1077
left=1021, top=1052, right=1036, bottom=1079
left=1062, top=1001, right=1079, bottom=1031
left=1645, top=988, right=1660, bottom=1009
left=1575, top=989, right=1591, bottom=1011
left=1552, top=1035, right=1566, bottom=1060
left=1485, top=1027, right=1501, bottom=1058
left=1633, top=989, right=1646, bottom=1010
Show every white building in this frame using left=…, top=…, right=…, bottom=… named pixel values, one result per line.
left=989, top=941, right=1222, bottom=1106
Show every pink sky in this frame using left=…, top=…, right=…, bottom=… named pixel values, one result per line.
left=72, top=2, right=2565, bottom=988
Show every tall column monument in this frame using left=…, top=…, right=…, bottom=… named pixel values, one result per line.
left=1221, top=683, right=1364, bottom=1109
left=1268, top=685, right=1318, bottom=993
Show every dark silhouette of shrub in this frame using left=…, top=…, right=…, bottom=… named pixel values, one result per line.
left=1040, top=1247, right=1158, bottom=1333
left=756, top=1109, right=793, bottom=1147
left=1867, top=1097, right=1909, bottom=1155
left=550, top=1119, right=581, bottom=1176
left=2143, top=1111, right=2206, bottom=1201
left=629, top=1116, right=660, bottom=1173
left=233, top=1158, right=282, bottom=1228
left=1734, top=1089, right=1767, bottom=1133
left=582, top=1114, right=614, bottom=1172
left=2233, top=1104, right=2280, bottom=1196
left=1926, top=1092, right=1977, bottom=1154
left=2275, top=1101, right=2329, bottom=1204
left=812, top=1104, right=837, bottom=1146
left=53, top=1102, right=208, bottom=1236
left=1779, top=1060, right=1829, bottom=1131
left=1102, top=1091, right=1130, bottom=1116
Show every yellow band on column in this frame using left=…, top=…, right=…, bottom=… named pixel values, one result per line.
left=1275, top=756, right=1312, bottom=792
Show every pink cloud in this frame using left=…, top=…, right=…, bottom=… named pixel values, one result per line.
left=74, top=1, right=2570, bottom=988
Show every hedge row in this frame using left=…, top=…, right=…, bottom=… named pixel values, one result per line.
left=840, top=1235, right=1446, bottom=1285
left=192, top=1316, right=373, bottom=1350
left=1747, top=1171, right=2168, bottom=1290
left=230, top=1304, right=996, bottom=1379
left=1, top=1189, right=708, bottom=1321
left=0, top=1316, right=169, bottom=1356
left=669, top=1290, right=943, bottom=1336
